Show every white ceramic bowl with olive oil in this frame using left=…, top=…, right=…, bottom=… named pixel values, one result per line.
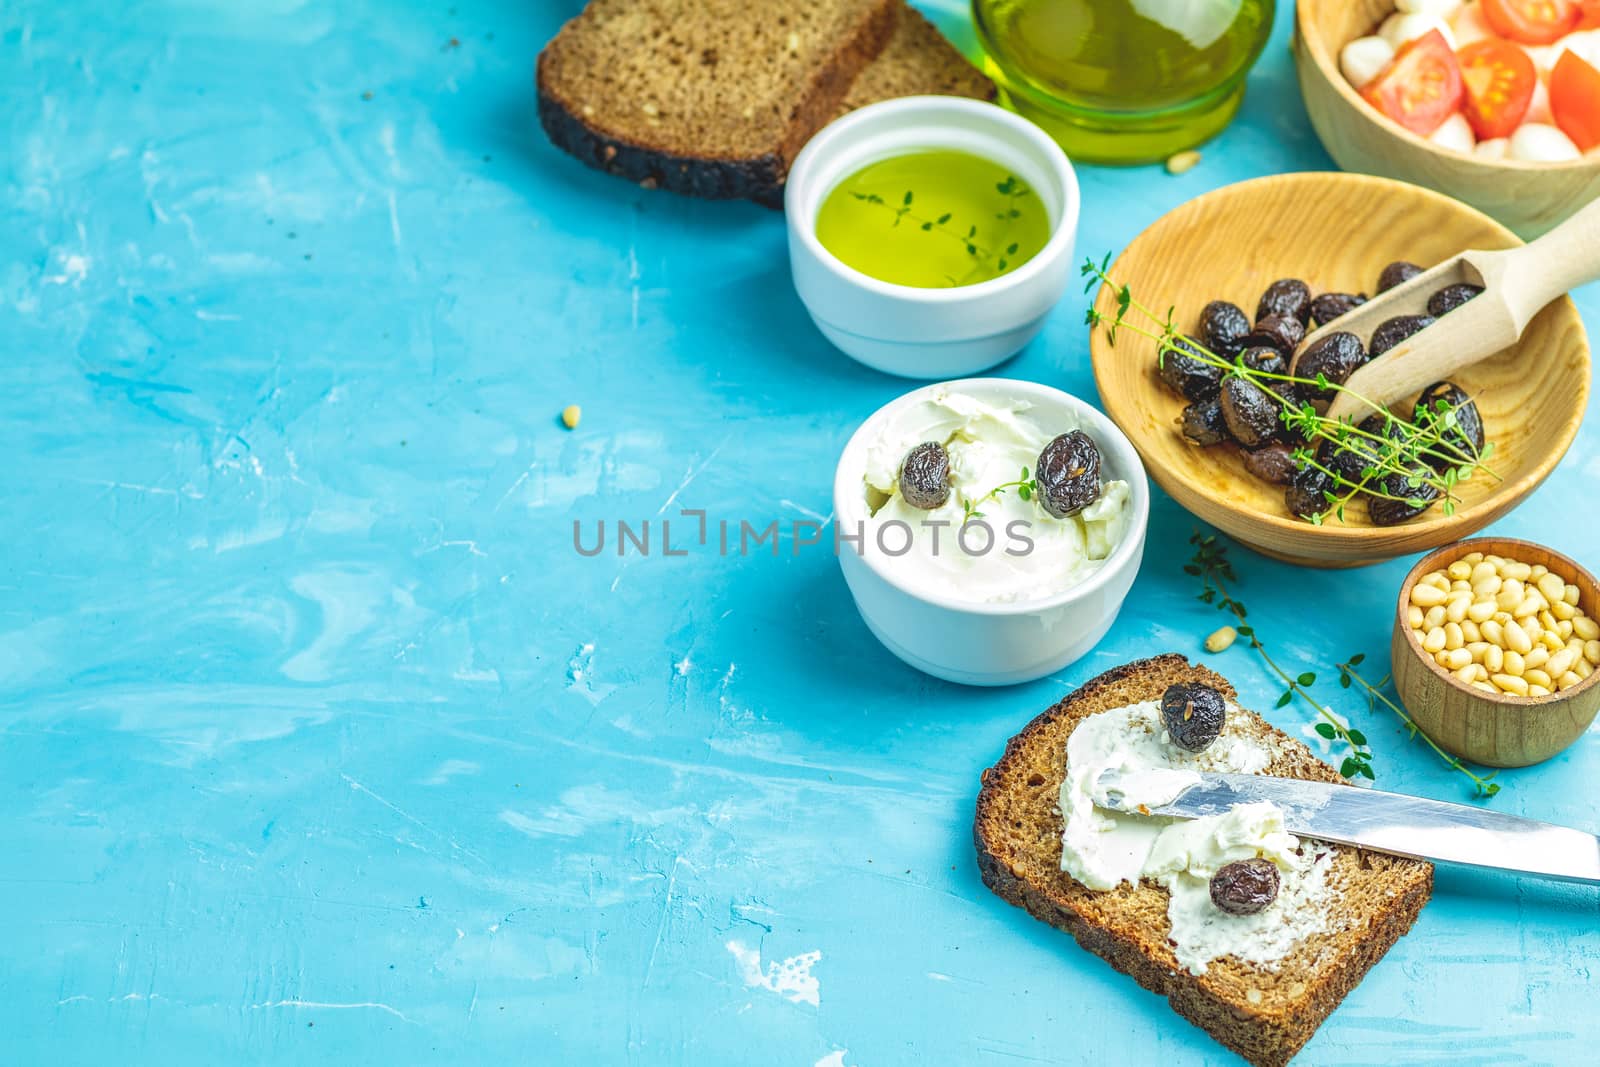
left=786, top=96, right=1081, bottom=379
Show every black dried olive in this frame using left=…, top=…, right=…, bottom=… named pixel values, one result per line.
left=1377, top=261, right=1424, bottom=293
left=898, top=442, right=951, bottom=510
left=1309, top=291, right=1367, bottom=327
left=1035, top=431, right=1103, bottom=519
left=1368, top=460, right=1441, bottom=526
left=1158, top=335, right=1223, bottom=401
left=1244, top=442, right=1298, bottom=485
left=1414, top=380, right=1485, bottom=469
left=1369, top=314, right=1435, bottom=358
left=1180, top=398, right=1231, bottom=447
left=1240, top=314, right=1305, bottom=357
left=1210, top=859, right=1281, bottom=915
left=1257, top=279, right=1313, bottom=326
left=1239, top=345, right=1288, bottom=378
left=1427, top=283, right=1484, bottom=317
left=1319, top=414, right=1401, bottom=489
left=1199, top=301, right=1252, bottom=360
left=1294, top=331, right=1367, bottom=410
left=1220, top=377, right=1281, bottom=448
left=1160, top=682, right=1227, bottom=753
left=1286, top=464, right=1335, bottom=520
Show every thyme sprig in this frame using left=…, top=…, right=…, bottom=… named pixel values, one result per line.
left=1081, top=255, right=1498, bottom=526
left=963, top=466, right=1037, bottom=520
left=1336, top=659, right=1502, bottom=798
left=1189, top=532, right=1505, bottom=798
left=1187, top=533, right=1375, bottom=780
left=850, top=177, right=1032, bottom=284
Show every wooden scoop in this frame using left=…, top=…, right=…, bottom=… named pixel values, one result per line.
left=1295, top=196, right=1600, bottom=425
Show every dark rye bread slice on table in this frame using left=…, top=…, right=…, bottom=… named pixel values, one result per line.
left=537, top=0, right=899, bottom=204
left=975, top=654, right=1433, bottom=1067
left=839, top=4, right=996, bottom=113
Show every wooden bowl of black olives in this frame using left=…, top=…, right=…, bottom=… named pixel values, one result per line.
left=1089, top=172, right=1590, bottom=568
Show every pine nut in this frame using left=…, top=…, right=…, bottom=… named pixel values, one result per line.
left=1461, top=620, right=1482, bottom=642
left=1574, top=615, right=1599, bottom=641
left=1587, top=640, right=1600, bottom=666
left=1470, top=561, right=1497, bottom=584
left=1565, top=584, right=1581, bottom=606
left=1525, top=647, right=1550, bottom=670
left=1466, top=641, right=1490, bottom=662
left=1580, top=659, right=1595, bottom=679
left=1504, top=620, right=1533, bottom=654
left=1503, top=561, right=1532, bottom=581
left=1529, top=685, right=1551, bottom=698
left=1553, top=600, right=1576, bottom=621
left=1541, top=632, right=1563, bottom=653
left=1504, top=650, right=1525, bottom=677
left=1496, top=581, right=1523, bottom=611
left=1464, top=551, right=1485, bottom=564
left=1440, top=648, right=1471, bottom=671
left=1531, top=564, right=1548, bottom=580
left=1547, top=648, right=1577, bottom=678
left=1446, top=595, right=1471, bottom=623
left=1448, top=561, right=1473, bottom=581
left=1407, top=605, right=1424, bottom=629
left=1422, top=627, right=1447, bottom=653
left=1492, top=674, right=1530, bottom=696
left=1473, top=681, right=1498, bottom=693
left=1467, top=600, right=1496, bottom=623
left=1205, top=625, right=1237, bottom=653
left=1482, top=620, right=1504, bottom=645
left=1452, top=663, right=1478, bottom=683
left=1539, top=610, right=1560, bottom=634
left=1424, top=573, right=1451, bottom=591
left=1444, top=622, right=1465, bottom=650
left=1558, top=618, right=1574, bottom=637
left=1561, top=670, right=1584, bottom=689
left=1424, top=605, right=1447, bottom=630
left=1484, top=645, right=1504, bottom=673
left=1526, top=668, right=1553, bottom=690
left=1411, top=584, right=1446, bottom=608
left=1538, top=574, right=1567, bottom=603
left=1513, top=595, right=1543, bottom=619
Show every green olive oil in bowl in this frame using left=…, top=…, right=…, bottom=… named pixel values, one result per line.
left=814, top=150, right=1052, bottom=289
left=972, top=0, right=1276, bottom=165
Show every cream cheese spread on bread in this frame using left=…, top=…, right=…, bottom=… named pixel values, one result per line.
left=860, top=389, right=1131, bottom=604
left=1059, top=702, right=1339, bottom=974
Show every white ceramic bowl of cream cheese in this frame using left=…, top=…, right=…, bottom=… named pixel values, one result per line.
left=785, top=96, right=1080, bottom=379
left=833, top=378, right=1148, bottom=686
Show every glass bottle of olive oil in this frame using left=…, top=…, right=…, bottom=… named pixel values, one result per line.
left=815, top=149, right=1052, bottom=289
left=972, top=0, right=1276, bottom=164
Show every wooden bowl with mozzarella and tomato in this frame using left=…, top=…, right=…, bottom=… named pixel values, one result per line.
left=1295, top=0, right=1600, bottom=238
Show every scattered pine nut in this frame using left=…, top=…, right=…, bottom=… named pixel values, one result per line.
left=1165, top=150, right=1202, bottom=175
left=1204, top=625, right=1237, bottom=653
left=561, top=404, right=582, bottom=430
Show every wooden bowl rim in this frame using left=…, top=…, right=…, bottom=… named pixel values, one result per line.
left=1089, top=171, right=1591, bottom=548
left=1295, top=0, right=1600, bottom=177
left=1393, top=536, right=1600, bottom=708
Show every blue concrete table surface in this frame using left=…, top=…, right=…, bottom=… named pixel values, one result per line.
left=3, top=1, right=1597, bottom=1064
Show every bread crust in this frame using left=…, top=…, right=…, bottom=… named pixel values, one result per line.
left=535, top=0, right=898, bottom=206
left=975, top=654, right=1433, bottom=1067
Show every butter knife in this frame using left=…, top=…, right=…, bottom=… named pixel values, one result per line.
left=1096, top=770, right=1600, bottom=885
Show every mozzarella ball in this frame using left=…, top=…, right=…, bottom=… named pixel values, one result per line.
left=1341, top=35, right=1397, bottom=87
left=1381, top=12, right=1457, bottom=49
left=1429, top=112, right=1477, bottom=154
left=1524, top=43, right=1561, bottom=76
left=1398, top=0, right=1464, bottom=17
left=1510, top=123, right=1582, bottom=162
left=1474, top=137, right=1510, bottom=160
left=1526, top=77, right=1553, bottom=125
left=1452, top=2, right=1494, bottom=46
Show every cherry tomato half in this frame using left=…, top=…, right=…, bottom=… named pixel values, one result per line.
left=1360, top=30, right=1465, bottom=136
left=1482, top=0, right=1581, bottom=45
left=1458, top=39, right=1538, bottom=139
left=1551, top=49, right=1600, bottom=150
left=1576, top=1, right=1600, bottom=30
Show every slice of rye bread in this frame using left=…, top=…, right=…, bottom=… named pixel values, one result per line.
left=975, top=654, right=1434, bottom=1067
left=839, top=4, right=996, bottom=113
left=536, top=0, right=899, bottom=205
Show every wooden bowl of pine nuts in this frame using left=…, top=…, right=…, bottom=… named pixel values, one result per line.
left=1393, top=538, right=1600, bottom=768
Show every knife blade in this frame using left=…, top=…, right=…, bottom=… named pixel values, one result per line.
left=1095, top=770, right=1600, bottom=885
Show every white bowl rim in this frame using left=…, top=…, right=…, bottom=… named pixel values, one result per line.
left=833, top=377, right=1150, bottom=617
left=1297, top=1, right=1600, bottom=175
left=785, top=95, right=1083, bottom=304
